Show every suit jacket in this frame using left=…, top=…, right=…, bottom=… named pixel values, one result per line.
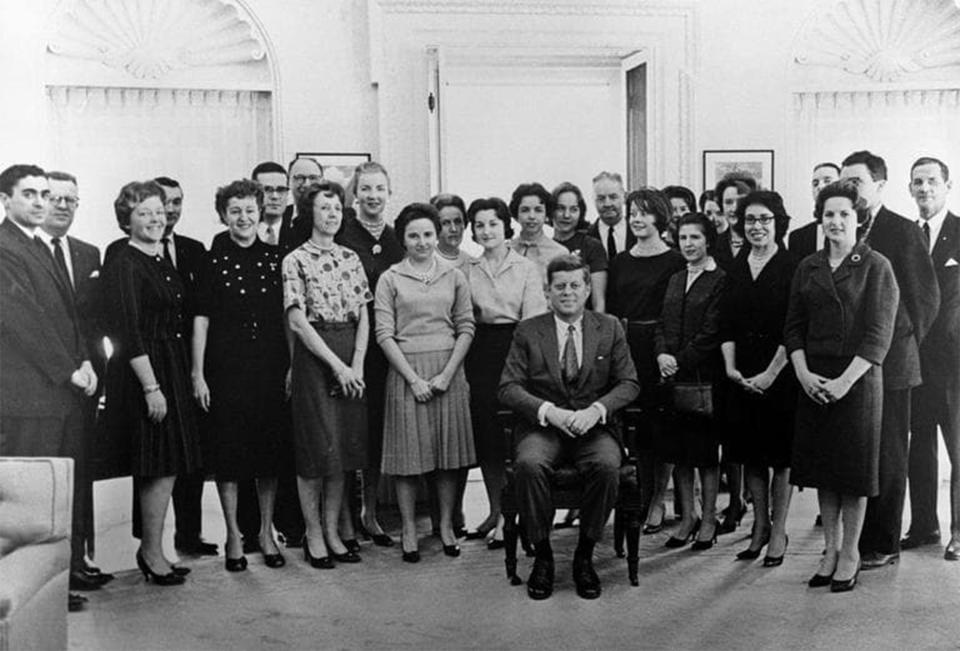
left=587, top=219, right=637, bottom=256
left=920, top=211, right=960, bottom=380
left=67, top=236, right=102, bottom=359
left=498, top=311, right=640, bottom=440
left=0, top=219, right=83, bottom=418
left=655, top=265, right=727, bottom=382
left=788, top=221, right=819, bottom=259
left=865, top=206, right=940, bottom=389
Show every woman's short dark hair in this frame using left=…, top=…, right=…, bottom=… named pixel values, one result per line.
left=508, top=182, right=553, bottom=221
left=466, top=197, right=513, bottom=240
left=114, top=180, right=165, bottom=230
left=551, top=182, right=588, bottom=229
left=714, top=177, right=754, bottom=205
left=814, top=180, right=871, bottom=237
left=677, top=212, right=718, bottom=251
left=732, top=190, right=791, bottom=242
left=296, top=181, right=345, bottom=226
left=662, top=185, right=697, bottom=214
left=625, top=187, right=671, bottom=232
left=429, top=193, right=466, bottom=219
left=394, top=202, right=441, bottom=244
left=546, top=253, right=590, bottom=286
left=698, top=189, right=718, bottom=212
left=215, top=179, right=264, bottom=223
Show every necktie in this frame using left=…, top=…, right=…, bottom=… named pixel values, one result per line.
left=50, top=237, right=73, bottom=291
left=922, top=221, right=930, bottom=249
left=562, top=324, right=579, bottom=385
left=162, top=237, right=173, bottom=265
left=606, top=226, right=617, bottom=259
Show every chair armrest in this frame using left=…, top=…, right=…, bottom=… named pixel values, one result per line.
left=0, top=457, right=74, bottom=554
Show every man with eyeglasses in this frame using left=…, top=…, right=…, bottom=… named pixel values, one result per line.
left=282, top=156, right=324, bottom=250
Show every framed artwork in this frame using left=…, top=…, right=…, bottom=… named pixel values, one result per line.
left=702, top=149, right=775, bottom=192
left=295, top=152, right=371, bottom=193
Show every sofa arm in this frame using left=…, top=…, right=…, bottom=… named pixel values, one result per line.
left=0, top=457, right=73, bottom=555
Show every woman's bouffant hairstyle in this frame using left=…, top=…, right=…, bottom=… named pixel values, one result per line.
left=732, top=190, right=791, bottom=242
left=215, top=179, right=264, bottom=224
left=466, top=197, right=514, bottom=240
left=677, top=212, right=719, bottom=251
left=662, top=185, right=697, bottom=214
left=114, top=180, right=165, bottom=231
left=296, top=181, right=345, bottom=226
left=625, top=187, right=672, bottom=233
left=813, top=179, right=872, bottom=238
left=394, top=202, right=441, bottom=245
left=349, top=161, right=391, bottom=196
left=698, top=189, right=719, bottom=212
left=429, top=193, right=466, bottom=219
left=508, top=182, right=553, bottom=222
left=551, top=182, right=588, bottom=230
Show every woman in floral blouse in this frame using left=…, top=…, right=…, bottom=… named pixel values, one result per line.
left=283, top=181, right=373, bottom=569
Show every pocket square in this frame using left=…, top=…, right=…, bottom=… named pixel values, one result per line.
left=89, top=270, right=100, bottom=278
left=946, top=258, right=958, bottom=267
left=596, top=355, right=605, bottom=360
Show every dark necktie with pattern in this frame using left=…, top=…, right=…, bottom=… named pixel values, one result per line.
left=50, top=236, right=73, bottom=292
left=921, top=221, right=930, bottom=249
left=606, top=226, right=617, bottom=259
left=562, top=324, right=579, bottom=385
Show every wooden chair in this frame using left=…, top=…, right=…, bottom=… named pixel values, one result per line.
left=498, top=407, right=647, bottom=587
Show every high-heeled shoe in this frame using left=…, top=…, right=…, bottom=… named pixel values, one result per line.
left=443, top=543, right=461, bottom=557
left=808, top=572, right=834, bottom=587
left=735, top=530, right=771, bottom=560
left=262, top=551, right=285, bottom=568
left=225, top=555, right=248, bottom=572
left=762, top=535, right=789, bottom=567
left=170, top=565, right=191, bottom=576
left=401, top=535, right=420, bottom=563
left=665, top=519, right=700, bottom=548
left=136, top=550, right=186, bottom=586
left=830, top=567, right=859, bottom=592
left=717, top=502, right=747, bottom=535
left=691, top=521, right=718, bottom=551
left=304, top=541, right=335, bottom=569
left=331, top=550, right=362, bottom=563
left=343, top=539, right=361, bottom=554
left=358, top=523, right=395, bottom=547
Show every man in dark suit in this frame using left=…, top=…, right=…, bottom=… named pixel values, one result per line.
left=499, top=254, right=639, bottom=600
left=788, top=162, right=840, bottom=259
left=0, top=164, right=99, bottom=611
left=279, top=156, right=323, bottom=251
left=38, top=170, right=115, bottom=592
left=902, top=156, right=960, bottom=562
left=840, top=151, right=941, bottom=569
left=587, top=171, right=634, bottom=260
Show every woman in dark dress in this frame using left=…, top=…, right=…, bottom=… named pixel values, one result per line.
left=655, top=213, right=727, bottom=550
left=286, top=182, right=373, bottom=568
left=607, top=188, right=685, bottom=534
left=719, top=191, right=798, bottom=565
left=551, top=182, right=607, bottom=312
left=191, top=179, right=287, bottom=572
left=334, top=162, right=404, bottom=547
left=785, top=181, right=898, bottom=592
left=101, top=181, right=200, bottom=585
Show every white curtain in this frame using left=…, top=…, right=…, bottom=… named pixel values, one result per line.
left=45, top=85, right=273, bottom=250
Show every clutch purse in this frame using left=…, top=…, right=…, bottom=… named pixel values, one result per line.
left=671, top=373, right=713, bottom=417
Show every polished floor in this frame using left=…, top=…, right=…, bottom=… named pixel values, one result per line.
left=69, top=474, right=960, bottom=650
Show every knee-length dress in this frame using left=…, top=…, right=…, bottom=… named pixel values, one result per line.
left=719, top=247, right=799, bottom=468
left=653, top=260, right=727, bottom=467
left=784, top=243, right=899, bottom=496
left=101, top=244, right=200, bottom=478
left=283, top=241, right=373, bottom=478
left=194, top=237, right=286, bottom=480
left=375, top=257, right=476, bottom=475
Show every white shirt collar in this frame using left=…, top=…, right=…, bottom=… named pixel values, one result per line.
left=553, top=313, right=584, bottom=334
left=5, top=217, right=37, bottom=239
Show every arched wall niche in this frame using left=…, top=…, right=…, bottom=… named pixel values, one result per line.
left=785, top=0, right=960, bottom=223
left=41, top=0, right=282, bottom=249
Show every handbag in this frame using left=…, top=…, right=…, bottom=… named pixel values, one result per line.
left=670, top=371, right=713, bottom=417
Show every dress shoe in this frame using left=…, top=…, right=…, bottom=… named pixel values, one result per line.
left=464, top=529, right=489, bottom=540
left=174, top=536, right=219, bottom=556
left=358, top=524, right=395, bottom=547
left=304, top=543, right=335, bottom=569
left=225, top=556, right=248, bottom=572
left=900, top=531, right=941, bottom=550
left=526, top=557, right=554, bottom=600
left=642, top=523, right=663, bottom=535
left=69, top=570, right=105, bottom=591
left=692, top=521, right=718, bottom=551
left=68, top=593, right=87, bottom=612
left=945, top=541, right=960, bottom=561
left=860, top=551, right=899, bottom=570
left=443, top=544, right=461, bottom=558
left=331, top=550, right=362, bottom=563
left=80, top=562, right=115, bottom=584
left=262, top=551, right=286, bottom=568
left=807, top=572, right=834, bottom=587
left=717, top=503, right=746, bottom=535
left=736, top=530, right=771, bottom=560
left=343, top=539, right=361, bottom=554
left=487, top=538, right=505, bottom=551
left=762, top=535, right=788, bottom=567
left=171, top=565, right=191, bottom=576
left=666, top=519, right=700, bottom=548
left=830, top=568, right=859, bottom=593
left=135, top=550, right=186, bottom=586
left=572, top=555, right=601, bottom=599
left=401, top=550, right=421, bottom=563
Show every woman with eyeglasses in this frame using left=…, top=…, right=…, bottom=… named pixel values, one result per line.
left=719, top=190, right=799, bottom=566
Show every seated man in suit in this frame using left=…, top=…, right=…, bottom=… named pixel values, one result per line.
left=498, top=254, right=639, bottom=600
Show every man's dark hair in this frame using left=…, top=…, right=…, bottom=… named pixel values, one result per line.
left=841, top=150, right=887, bottom=181
left=546, top=253, right=590, bottom=285
left=813, top=162, right=840, bottom=176
left=910, top=156, right=950, bottom=182
left=47, top=170, right=78, bottom=185
left=251, top=161, right=288, bottom=180
left=153, top=176, right=181, bottom=190
left=0, top=164, right=46, bottom=196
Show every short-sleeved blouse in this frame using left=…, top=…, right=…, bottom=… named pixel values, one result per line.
left=282, top=240, right=372, bottom=323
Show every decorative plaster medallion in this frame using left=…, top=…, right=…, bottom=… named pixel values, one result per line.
left=47, top=0, right=267, bottom=80
left=794, top=0, right=960, bottom=82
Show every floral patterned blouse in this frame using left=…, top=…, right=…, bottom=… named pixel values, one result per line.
left=282, top=240, right=372, bottom=323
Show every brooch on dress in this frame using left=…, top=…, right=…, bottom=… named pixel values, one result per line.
left=372, top=244, right=382, bottom=255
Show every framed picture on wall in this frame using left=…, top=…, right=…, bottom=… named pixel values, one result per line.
left=702, top=149, right=775, bottom=192
left=295, top=152, right=371, bottom=194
